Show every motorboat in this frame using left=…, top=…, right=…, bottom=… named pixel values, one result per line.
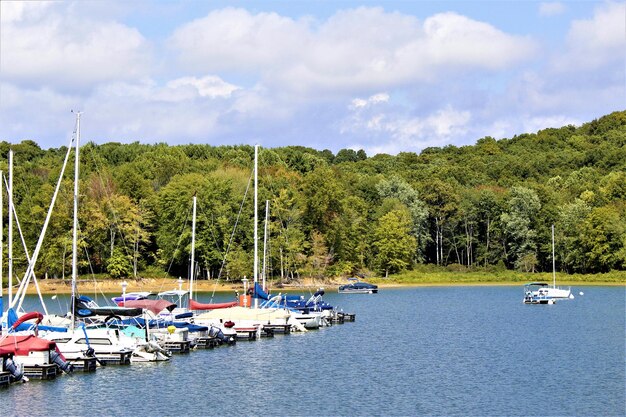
left=42, top=325, right=134, bottom=365
left=338, top=278, right=378, bottom=294
left=0, top=311, right=74, bottom=381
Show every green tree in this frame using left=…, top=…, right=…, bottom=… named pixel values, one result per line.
left=579, top=205, right=626, bottom=272
left=373, top=208, right=416, bottom=276
left=501, top=186, right=541, bottom=270
left=377, top=176, right=429, bottom=263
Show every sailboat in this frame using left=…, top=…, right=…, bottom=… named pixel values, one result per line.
left=110, top=195, right=237, bottom=347
left=193, top=145, right=305, bottom=335
left=36, top=113, right=136, bottom=365
left=0, top=150, right=75, bottom=381
left=523, top=225, right=574, bottom=304
left=166, top=194, right=236, bottom=314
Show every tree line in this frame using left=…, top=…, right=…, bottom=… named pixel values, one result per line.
left=1, top=111, right=625, bottom=282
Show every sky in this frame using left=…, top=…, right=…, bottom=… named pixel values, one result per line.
left=0, top=1, right=624, bottom=156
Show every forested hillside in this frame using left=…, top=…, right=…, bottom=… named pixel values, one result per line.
left=2, top=111, right=625, bottom=281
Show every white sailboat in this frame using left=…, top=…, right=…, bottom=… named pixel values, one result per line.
left=523, top=225, right=574, bottom=304
left=544, top=224, right=574, bottom=299
left=38, top=113, right=136, bottom=365
left=194, top=145, right=306, bottom=334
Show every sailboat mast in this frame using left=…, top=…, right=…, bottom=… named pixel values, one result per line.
left=552, top=225, right=556, bottom=288
left=8, top=151, right=13, bottom=308
left=253, top=145, right=259, bottom=309
left=71, top=112, right=81, bottom=331
left=0, top=170, right=3, bottom=322
left=262, top=200, right=269, bottom=291
left=189, top=194, right=197, bottom=302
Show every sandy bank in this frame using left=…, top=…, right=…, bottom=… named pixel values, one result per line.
left=14, top=277, right=624, bottom=295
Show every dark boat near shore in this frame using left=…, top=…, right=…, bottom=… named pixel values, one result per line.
left=338, top=278, right=378, bottom=294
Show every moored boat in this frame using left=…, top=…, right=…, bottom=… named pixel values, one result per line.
left=523, top=226, right=574, bottom=304
left=523, top=283, right=556, bottom=304
left=0, top=332, right=73, bottom=381
left=338, top=278, right=378, bottom=294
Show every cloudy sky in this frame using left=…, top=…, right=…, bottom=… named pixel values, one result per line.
left=0, top=1, right=624, bottom=155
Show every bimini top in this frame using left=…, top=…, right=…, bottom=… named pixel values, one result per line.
left=158, top=290, right=189, bottom=297
left=525, top=282, right=549, bottom=287
left=351, top=282, right=378, bottom=289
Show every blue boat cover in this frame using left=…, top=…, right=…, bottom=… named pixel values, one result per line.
left=253, top=283, right=270, bottom=300
left=106, top=316, right=208, bottom=332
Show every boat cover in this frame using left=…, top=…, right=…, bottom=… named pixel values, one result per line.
left=253, top=283, right=333, bottom=311
left=253, top=283, right=270, bottom=300
left=0, top=334, right=57, bottom=355
left=107, top=317, right=208, bottom=333
left=195, top=306, right=291, bottom=322
left=189, top=299, right=238, bottom=310
left=74, top=296, right=143, bottom=318
left=120, top=299, right=176, bottom=315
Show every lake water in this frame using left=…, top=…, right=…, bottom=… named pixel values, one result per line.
left=1, top=286, right=624, bottom=416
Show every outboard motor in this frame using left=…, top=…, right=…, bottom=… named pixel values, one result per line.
left=50, top=350, right=74, bottom=374
left=5, top=357, right=28, bottom=382
left=209, top=326, right=235, bottom=345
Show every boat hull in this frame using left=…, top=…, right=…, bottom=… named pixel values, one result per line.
left=338, top=288, right=378, bottom=294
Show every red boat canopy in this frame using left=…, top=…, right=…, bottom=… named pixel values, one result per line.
left=189, top=299, right=238, bottom=310
left=0, top=335, right=56, bottom=355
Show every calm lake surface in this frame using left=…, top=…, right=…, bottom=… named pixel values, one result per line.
left=1, top=286, right=624, bottom=417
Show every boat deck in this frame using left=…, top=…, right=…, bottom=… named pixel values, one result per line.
left=163, top=341, right=191, bottom=353
left=234, top=327, right=258, bottom=341
left=97, top=351, right=132, bottom=365
left=24, top=364, right=58, bottom=380
left=0, top=371, right=11, bottom=387
left=68, top=356, right=98, bottom=372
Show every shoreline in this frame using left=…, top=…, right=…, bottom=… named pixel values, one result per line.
left=11, top=277, right=625, bottom=295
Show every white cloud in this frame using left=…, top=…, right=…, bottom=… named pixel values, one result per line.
left=342, top=98, right=472, bottom=154
left=539, top=2, right=566, bottom=17
left=166, top=76, right=240, bottom=99
left=168, top=7, right=537, bottom=95
left=168, top=8, right=308, bottom=73
left=1, top=3, right=152, bottom=90
left=556, top=2, right=626, bottom=71
left=0, top=1, right=52, bottom=23
left=419, top=13, right=535, bottom=71
left=0, top=2, right=619, bottom=156
left=522, top=115, right=581, bottom=133
left=350, top=92, right=389, bottom=109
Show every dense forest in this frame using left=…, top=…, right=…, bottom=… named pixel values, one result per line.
left=1, top=111, right=625, bottom=282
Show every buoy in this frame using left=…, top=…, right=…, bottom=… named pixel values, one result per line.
left=167, top=325, right=176, bottom=334
left=579, top=291, right=584, bottom=296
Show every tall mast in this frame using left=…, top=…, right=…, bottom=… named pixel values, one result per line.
left=552, top=224, right=556, bottom=289
left=71, top=112, right=81, bottom=331
left=189, top=193, right=197, bottom=302
left=8, top=151, right=13, bottom=308
left=0, top=170, right=3, bottom=321
left=253, top=145, right=258, bottom=309
left=262, top=200, right=269, bottom=291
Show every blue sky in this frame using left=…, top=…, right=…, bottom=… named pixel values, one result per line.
left=0, top=1, right=624, bottom=155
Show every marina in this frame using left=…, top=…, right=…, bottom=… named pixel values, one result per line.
left=1, top=286, right=624, bottom=417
